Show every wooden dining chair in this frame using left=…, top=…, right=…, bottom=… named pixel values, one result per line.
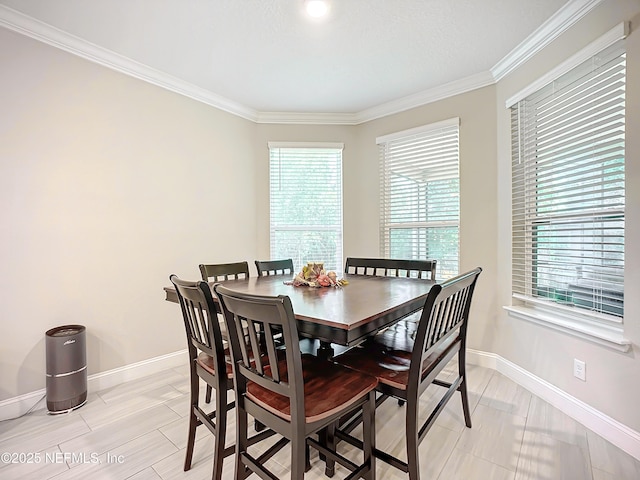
left=255, top=258, right=297, bottom=349
left=334, top=267, right=482, bottom=480
left=169, top=274, right=235, bottom=480
left=344, top=257, right=436, bottom=279
left=198, top=261, right=250, bottom=403
left=214, top=284, right=378, bottom=480
left=255, top=258, right=295, bottom=276
left=200, top=261, right=250, bottom=282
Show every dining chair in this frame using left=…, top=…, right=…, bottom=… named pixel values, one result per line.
left=255, top=258, right=295, bottom=276
left=198, top=261, right=250, bottom=403
left=334, top=267, right=482, bottom=480
left=255, top=258, right=296, bottom=349
left=200, top=261, right=251, bottom=282
left=169, top=274, right=235, bottom=480
left=214, top=284, right=378, bottom=480
left=344, top=257, right=436, bottom=280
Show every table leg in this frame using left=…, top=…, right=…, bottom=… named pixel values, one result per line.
left=316, top=341, right=334, bottom=360
left=316, top=340, right=335, bottom=466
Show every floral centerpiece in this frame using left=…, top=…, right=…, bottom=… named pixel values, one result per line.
left=286, top=262, right=348, bottom=288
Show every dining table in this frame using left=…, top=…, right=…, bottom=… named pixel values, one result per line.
left=164, top=273, right=435, bottom=356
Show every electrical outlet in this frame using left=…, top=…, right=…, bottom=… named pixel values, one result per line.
left=574, top=359, right=586, bottom=381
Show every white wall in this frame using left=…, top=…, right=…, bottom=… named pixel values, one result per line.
left=0, top=28, right=258, bottom=401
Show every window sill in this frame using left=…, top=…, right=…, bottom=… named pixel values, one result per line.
left=504, top=305, right=631, bottom=353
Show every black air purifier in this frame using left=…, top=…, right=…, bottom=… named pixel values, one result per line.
left=45, top=325, right=87, bottom=414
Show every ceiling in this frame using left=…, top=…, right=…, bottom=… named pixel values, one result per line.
left=0, top=0, right=585, bottom=122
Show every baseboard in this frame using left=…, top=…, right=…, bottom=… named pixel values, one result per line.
left=86, top=349, right=187, bottom=392
left=467, top=349, right=640, bottom=461
left=0, top=349, right=187, bottom=421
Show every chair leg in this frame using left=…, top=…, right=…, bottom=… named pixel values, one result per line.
left=212, top=387, right=227, bottom=480
left=322, top=423, right=336, bottom=477
left=291, top=428, right=307, bottom=480
left=305, top=442, right=311, bottom=472
left=405, top=398, right=420, bottom=480
left=206, top=385, right=212, bottom=404
left=235, top=404, right=250, bottom=480
left=184, top=372, right=199, bottom=471
left=362, top=392, right=376, bottom=480
left=459, top=354, right=472, bottom=428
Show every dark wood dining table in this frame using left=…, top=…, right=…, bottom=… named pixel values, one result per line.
left=164, top=273, right=435, bottom=351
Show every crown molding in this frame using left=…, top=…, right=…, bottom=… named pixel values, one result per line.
left=1, top=1, right=605, bottom=125
left=256, top=111, right=360, bottom=125
left=0, top=5, right=259, bottom=122
left=491, top=0, right=604, bottom=82
left=355, top=71, right=495, bottom=124
left=258, top=72, right=494, bottom=125
left=505, top=21, right=628, bottom=108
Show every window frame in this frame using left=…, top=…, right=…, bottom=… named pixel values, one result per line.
left=268, top=142, right=344, bottom=273
left=505, top=23, right=630, bottom=352
left=377, top=118, right=460, bottom=280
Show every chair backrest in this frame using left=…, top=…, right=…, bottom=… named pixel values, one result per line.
left=410, top=267, right=482, bottom=388
left=214, top=284, right=305, bottom=423
left=255, top=259, right=295, bottom=277
left=344, top=257, right=437, bottom=280
left=169, top=275, right=229, bottom=386
left=199, top=262, right=250, bottom=282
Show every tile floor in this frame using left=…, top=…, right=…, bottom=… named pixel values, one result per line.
left=1, top=361, right=639, bottom=480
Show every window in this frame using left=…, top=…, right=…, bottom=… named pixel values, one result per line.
left=510, top=39, right=625, bottom=322
left=378, top=118, right=460, bottom=279
left=269, top=142, right=343, bottom=272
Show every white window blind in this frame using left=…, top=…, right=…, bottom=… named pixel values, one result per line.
left=511, top=40, right=625, bottom=320
left=269, top=143, right=343, bottom=272
left=378, top=119, right=460, bottom=279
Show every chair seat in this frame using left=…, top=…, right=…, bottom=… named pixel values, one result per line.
left=247, top=354, right=377, bottom=423
left=335, top=329, right=459, bottom=391
left=198, top=343, right=269, bottom=380
left=197, top=351, right=234, bottom=379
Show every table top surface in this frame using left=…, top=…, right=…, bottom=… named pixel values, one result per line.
left=165, top=273, right=435, bottom=346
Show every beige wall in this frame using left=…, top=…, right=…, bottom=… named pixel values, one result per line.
left=2, top=0, right=639, bottom=436
left=494, top=0, right=640, bottom=432
left=0, top=28, right=258, bottom=400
